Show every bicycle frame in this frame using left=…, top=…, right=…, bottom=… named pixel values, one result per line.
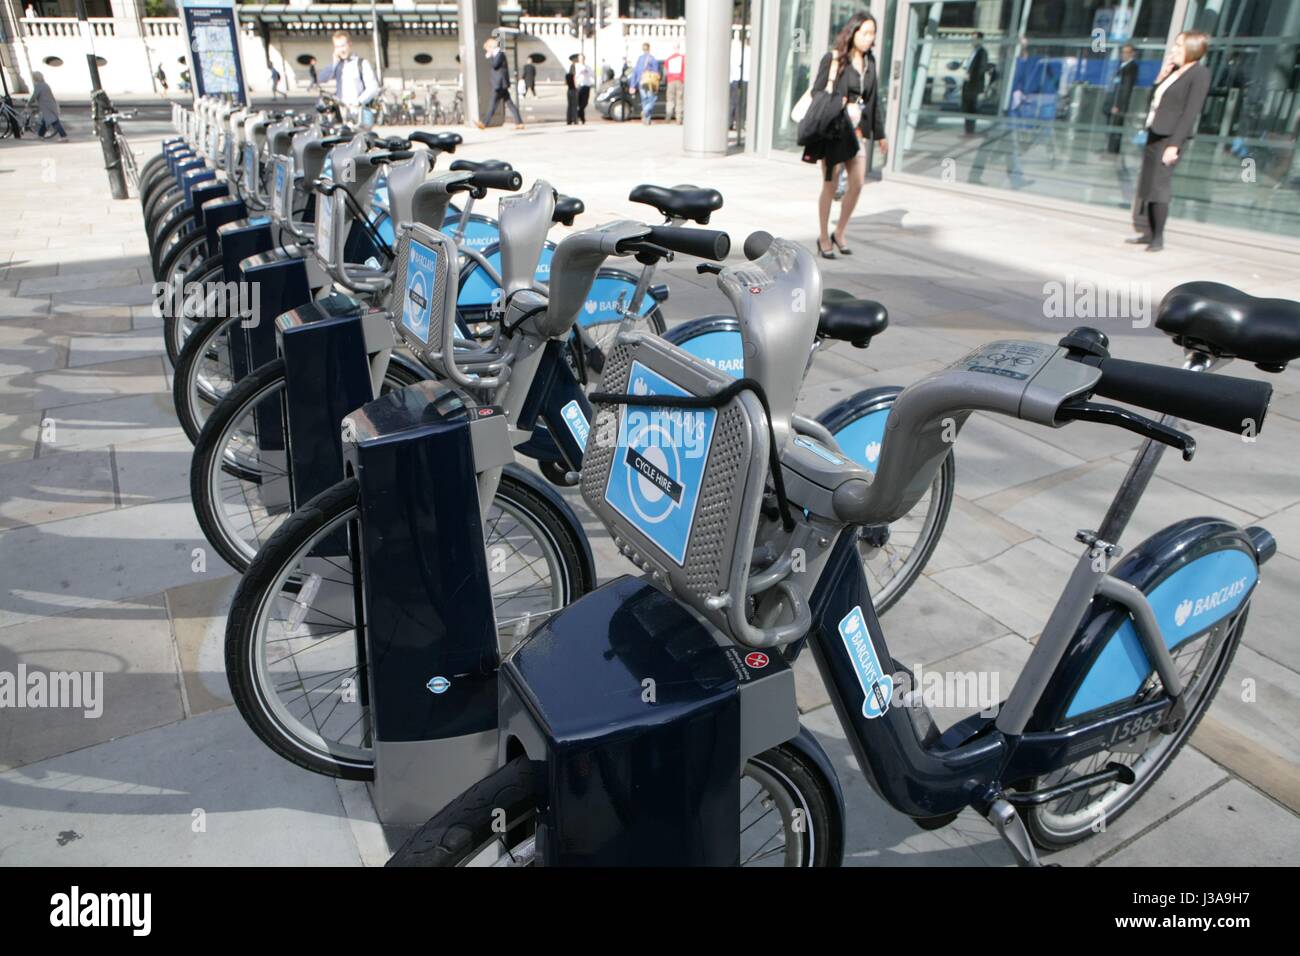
left=791, top=345, right=1274, bottom=863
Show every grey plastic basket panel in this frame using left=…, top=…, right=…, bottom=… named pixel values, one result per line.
left=390, top=224, right=454, bottom=375
left=581, top=334, right=768, bottom=628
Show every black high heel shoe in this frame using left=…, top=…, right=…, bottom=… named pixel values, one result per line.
left=831, top=236, right=853, bottom=256
left=817, top=240, right=836, bottom=260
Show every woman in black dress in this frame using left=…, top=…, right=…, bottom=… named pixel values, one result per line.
left=806, top=13, right=888, bottom=259
left=1129, top=30, right=1211, bottom=252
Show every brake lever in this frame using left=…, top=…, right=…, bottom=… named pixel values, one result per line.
left=697, top=263, right=723, bottom=275
left=1056, top=401, right=1196, bottom=461
left=617, top=241, right=673, bottom=265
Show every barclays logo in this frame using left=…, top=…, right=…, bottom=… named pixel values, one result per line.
left=1174, top=576, right=1248, bottom=627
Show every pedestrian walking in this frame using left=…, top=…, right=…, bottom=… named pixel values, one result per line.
left=1128, top=31, right=1211, bottom=252
left=522, top=60, right=537, bottom=97
left=663, top=44, right=685, bottom=124
left=155, top=65, right=169, bottom=95
left=797, top=14, right=887, bottom=259
left=270, top=65, right=283, bottom=99
left=630, top=43, right=660, bottom=125
left=476, top=34, right=524, bottom=129
left=576, top=55, right=594, bottom=124
left=28, top=72, right=68, bottom=141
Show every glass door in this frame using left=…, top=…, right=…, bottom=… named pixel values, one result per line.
left=892, top=1, right=1177, bottom=199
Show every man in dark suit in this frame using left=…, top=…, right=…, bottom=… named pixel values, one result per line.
left=1105, top=43, right=1139, bottom=154
left=565, top=54, right=579, bottom=125
left=961, top=32, right=987, bottom=134
left=476, top=34, right=524, bottom=129
left=522, top=60, right=537, bottom=97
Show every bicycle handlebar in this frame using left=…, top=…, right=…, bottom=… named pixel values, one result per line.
left=355, top=150, right=415, bottom=168
left=1089, top=357, right=1272, bottom=435
left=623, top=225, right=731, bottom=261
left=463, top=167, right=523, bottom=193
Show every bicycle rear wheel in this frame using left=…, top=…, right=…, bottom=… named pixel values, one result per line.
left=1021, top=606, right=1247, bottom=850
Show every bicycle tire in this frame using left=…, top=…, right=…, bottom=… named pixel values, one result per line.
left=164, top=257, right=223, bottom=368
left=388, top=742, right=842, bottom=867
left=225, top=470, right=592, bottom=778
left=190, top=357, right=426, bottom=569
left=151, top=210, right=200, bottom=280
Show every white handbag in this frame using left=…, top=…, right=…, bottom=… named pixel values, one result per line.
left=792, top=52, right=842, bottom=123
left=791, top=89, right=812, bottom=123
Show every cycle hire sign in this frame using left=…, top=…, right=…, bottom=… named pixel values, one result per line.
left=604, top=361, right=716, bottom=567
left=402, top=239, right=439, bottom=344
left=179, top=0, right=249, bottom=106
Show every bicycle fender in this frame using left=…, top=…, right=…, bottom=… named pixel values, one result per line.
left=1030, top=517, right=1272, bottom=731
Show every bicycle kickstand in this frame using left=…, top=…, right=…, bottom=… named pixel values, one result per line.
left=986, top=799, right=1043, bottom=867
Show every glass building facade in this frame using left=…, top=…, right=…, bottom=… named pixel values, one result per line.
left=752, top=0, right=1300, bottom=239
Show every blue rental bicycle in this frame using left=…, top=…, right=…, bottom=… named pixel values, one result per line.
left=388, top=233, right=1296, bottom=867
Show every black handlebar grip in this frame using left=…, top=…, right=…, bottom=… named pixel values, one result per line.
left=469, top=167, right=523, bottom=192
left=1094, top=358, right=1272, bottom=435
left=356, top=150, right=415, bottom=167
left=645, top=225, right=731, bottom=261
left=743, top=230, right=773, bottom=261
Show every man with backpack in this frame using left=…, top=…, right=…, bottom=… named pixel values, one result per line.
left=630, top=43, right=660, bottom=125
left=316, top=31, right=381, bottom=129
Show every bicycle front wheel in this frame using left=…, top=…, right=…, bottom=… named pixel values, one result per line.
left=387, top=742, right=842, bottom=867
left=225, top=471, right=592, bottom=779
left=191, top=357, right=426, bottom=569
left=820, top=389, right=955, bottom=615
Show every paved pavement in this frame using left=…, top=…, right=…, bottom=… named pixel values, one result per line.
left=1, top=109, right=1298, bottom=867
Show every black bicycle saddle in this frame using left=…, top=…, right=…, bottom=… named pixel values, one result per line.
left=628, top=183, right=724, bottom=224
left=818, top=288, right=889, bottom=348
left=409, top=131, right=462, bottom=153
left=553, top=195, right=585, bottom=227
left=1157, top=281, right=1300, bottom=372
left=449, top=158, right=512, bottom=173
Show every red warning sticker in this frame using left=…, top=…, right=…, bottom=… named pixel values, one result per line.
left=745, top=652, right=769, bottom=670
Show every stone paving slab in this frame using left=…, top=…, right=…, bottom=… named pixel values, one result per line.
left=0, top=450, right=117, bottom=531
left=1102, top=780, right=1299, bottom=867
left=0, top=594, right=181, bottom=771
left=0, top=709, right=364, bottom=866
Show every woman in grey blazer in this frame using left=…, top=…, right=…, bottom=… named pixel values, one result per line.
left=1129, top=31, right=1211, bottom=252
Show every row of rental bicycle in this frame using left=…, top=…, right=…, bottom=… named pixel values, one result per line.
left=137, top=96, right=1299, bottom=867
